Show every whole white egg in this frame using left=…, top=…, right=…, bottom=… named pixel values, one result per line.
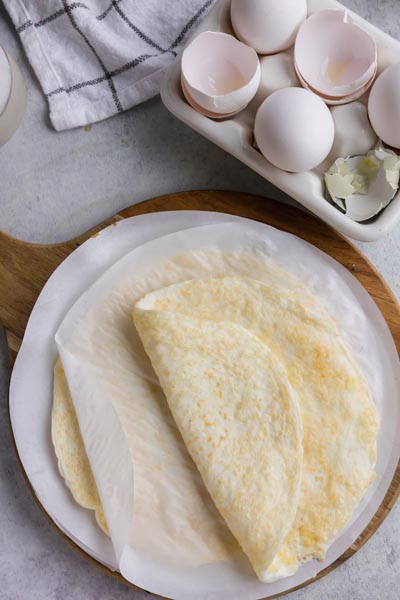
left=231, top=0, right=307, bottom=55
left=254, top=87, right=335, bottom=172
left=368, top=63, right=400, bottom=149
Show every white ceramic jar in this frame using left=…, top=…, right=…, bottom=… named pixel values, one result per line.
left=0, top=46, right=26, bottom=146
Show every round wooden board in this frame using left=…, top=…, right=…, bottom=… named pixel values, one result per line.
left=1, top=190, right=400, bottom=599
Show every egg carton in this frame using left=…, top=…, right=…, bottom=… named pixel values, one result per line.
left=160, top=0, right=400, bottom=242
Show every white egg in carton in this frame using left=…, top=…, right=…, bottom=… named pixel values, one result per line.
left=161, top=0, right=400, bottom=242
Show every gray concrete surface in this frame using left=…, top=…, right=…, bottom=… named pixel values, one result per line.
left=1, top=1, right=399, bottom=599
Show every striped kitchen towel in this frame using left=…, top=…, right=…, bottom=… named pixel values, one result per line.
left=3, top=0, right=214, bottom=130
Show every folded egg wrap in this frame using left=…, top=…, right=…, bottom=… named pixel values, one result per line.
left=133, top=297, right=303, bottom=581
left=133, top=276, right=378, bottom=580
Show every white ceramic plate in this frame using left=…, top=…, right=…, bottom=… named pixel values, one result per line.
left=160, top=0, right=400, bottom=242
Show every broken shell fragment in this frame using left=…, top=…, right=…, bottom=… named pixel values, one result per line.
left=325, top=147, right=400, bottom=222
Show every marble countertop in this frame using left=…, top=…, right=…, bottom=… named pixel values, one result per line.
left=1, top=1, right=399, bottom=598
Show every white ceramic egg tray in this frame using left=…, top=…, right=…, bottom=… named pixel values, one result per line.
left=161, top=0, right=400, bottom=242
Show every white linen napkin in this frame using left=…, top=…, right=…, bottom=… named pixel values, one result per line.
left=3, top=0, right=214, bottom=130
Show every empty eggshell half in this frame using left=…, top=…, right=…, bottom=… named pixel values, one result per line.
left=230, top=0, right=307, bottom=55
left=181, top=31, right=260, bottom=117
left=294, top=10, right=377, bottom=99
left=254, top=87, right=335, bottom=173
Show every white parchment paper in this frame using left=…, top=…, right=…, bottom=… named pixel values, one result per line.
left=57, top=221, right=399, bottom=599
left=10, top=213, right=400, bottom=600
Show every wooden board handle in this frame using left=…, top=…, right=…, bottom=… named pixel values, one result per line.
left=0, top=217, right=119, bottom=359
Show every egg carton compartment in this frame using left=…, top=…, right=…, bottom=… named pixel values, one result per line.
left=161, top=0, right=400, bottom=242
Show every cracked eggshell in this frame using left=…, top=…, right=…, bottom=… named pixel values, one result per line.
left=181, top=31, right=260, bottom=117
left=254, top=87, right=335, bottom=173
left=368, top=63, right=400, bottom=149
left=252, top=52, right=300, bottom=109
left=230, top=0, right=307, bottom=55
left=295, top=10, right=377, bottom=99
left=328, top=102, right=377, bottom=162
left=325, top=149, right=400, bottom=221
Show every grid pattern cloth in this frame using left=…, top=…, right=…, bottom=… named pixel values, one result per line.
left=4, top=0, right=214, bottom=130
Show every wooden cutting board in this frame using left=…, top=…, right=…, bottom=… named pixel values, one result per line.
left=1, top=190, right=400, bottom=599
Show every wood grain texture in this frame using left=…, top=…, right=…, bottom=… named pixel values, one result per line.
left=0, top=215, right=121, bottom=365
left=1, top=190, right=399, bottom=599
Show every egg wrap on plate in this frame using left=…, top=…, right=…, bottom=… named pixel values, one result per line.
left=133, top=276, right=379, bottom=581
left=52, top=248, right=379, bottom=583
left=52, top=358, right=108, bottom=535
